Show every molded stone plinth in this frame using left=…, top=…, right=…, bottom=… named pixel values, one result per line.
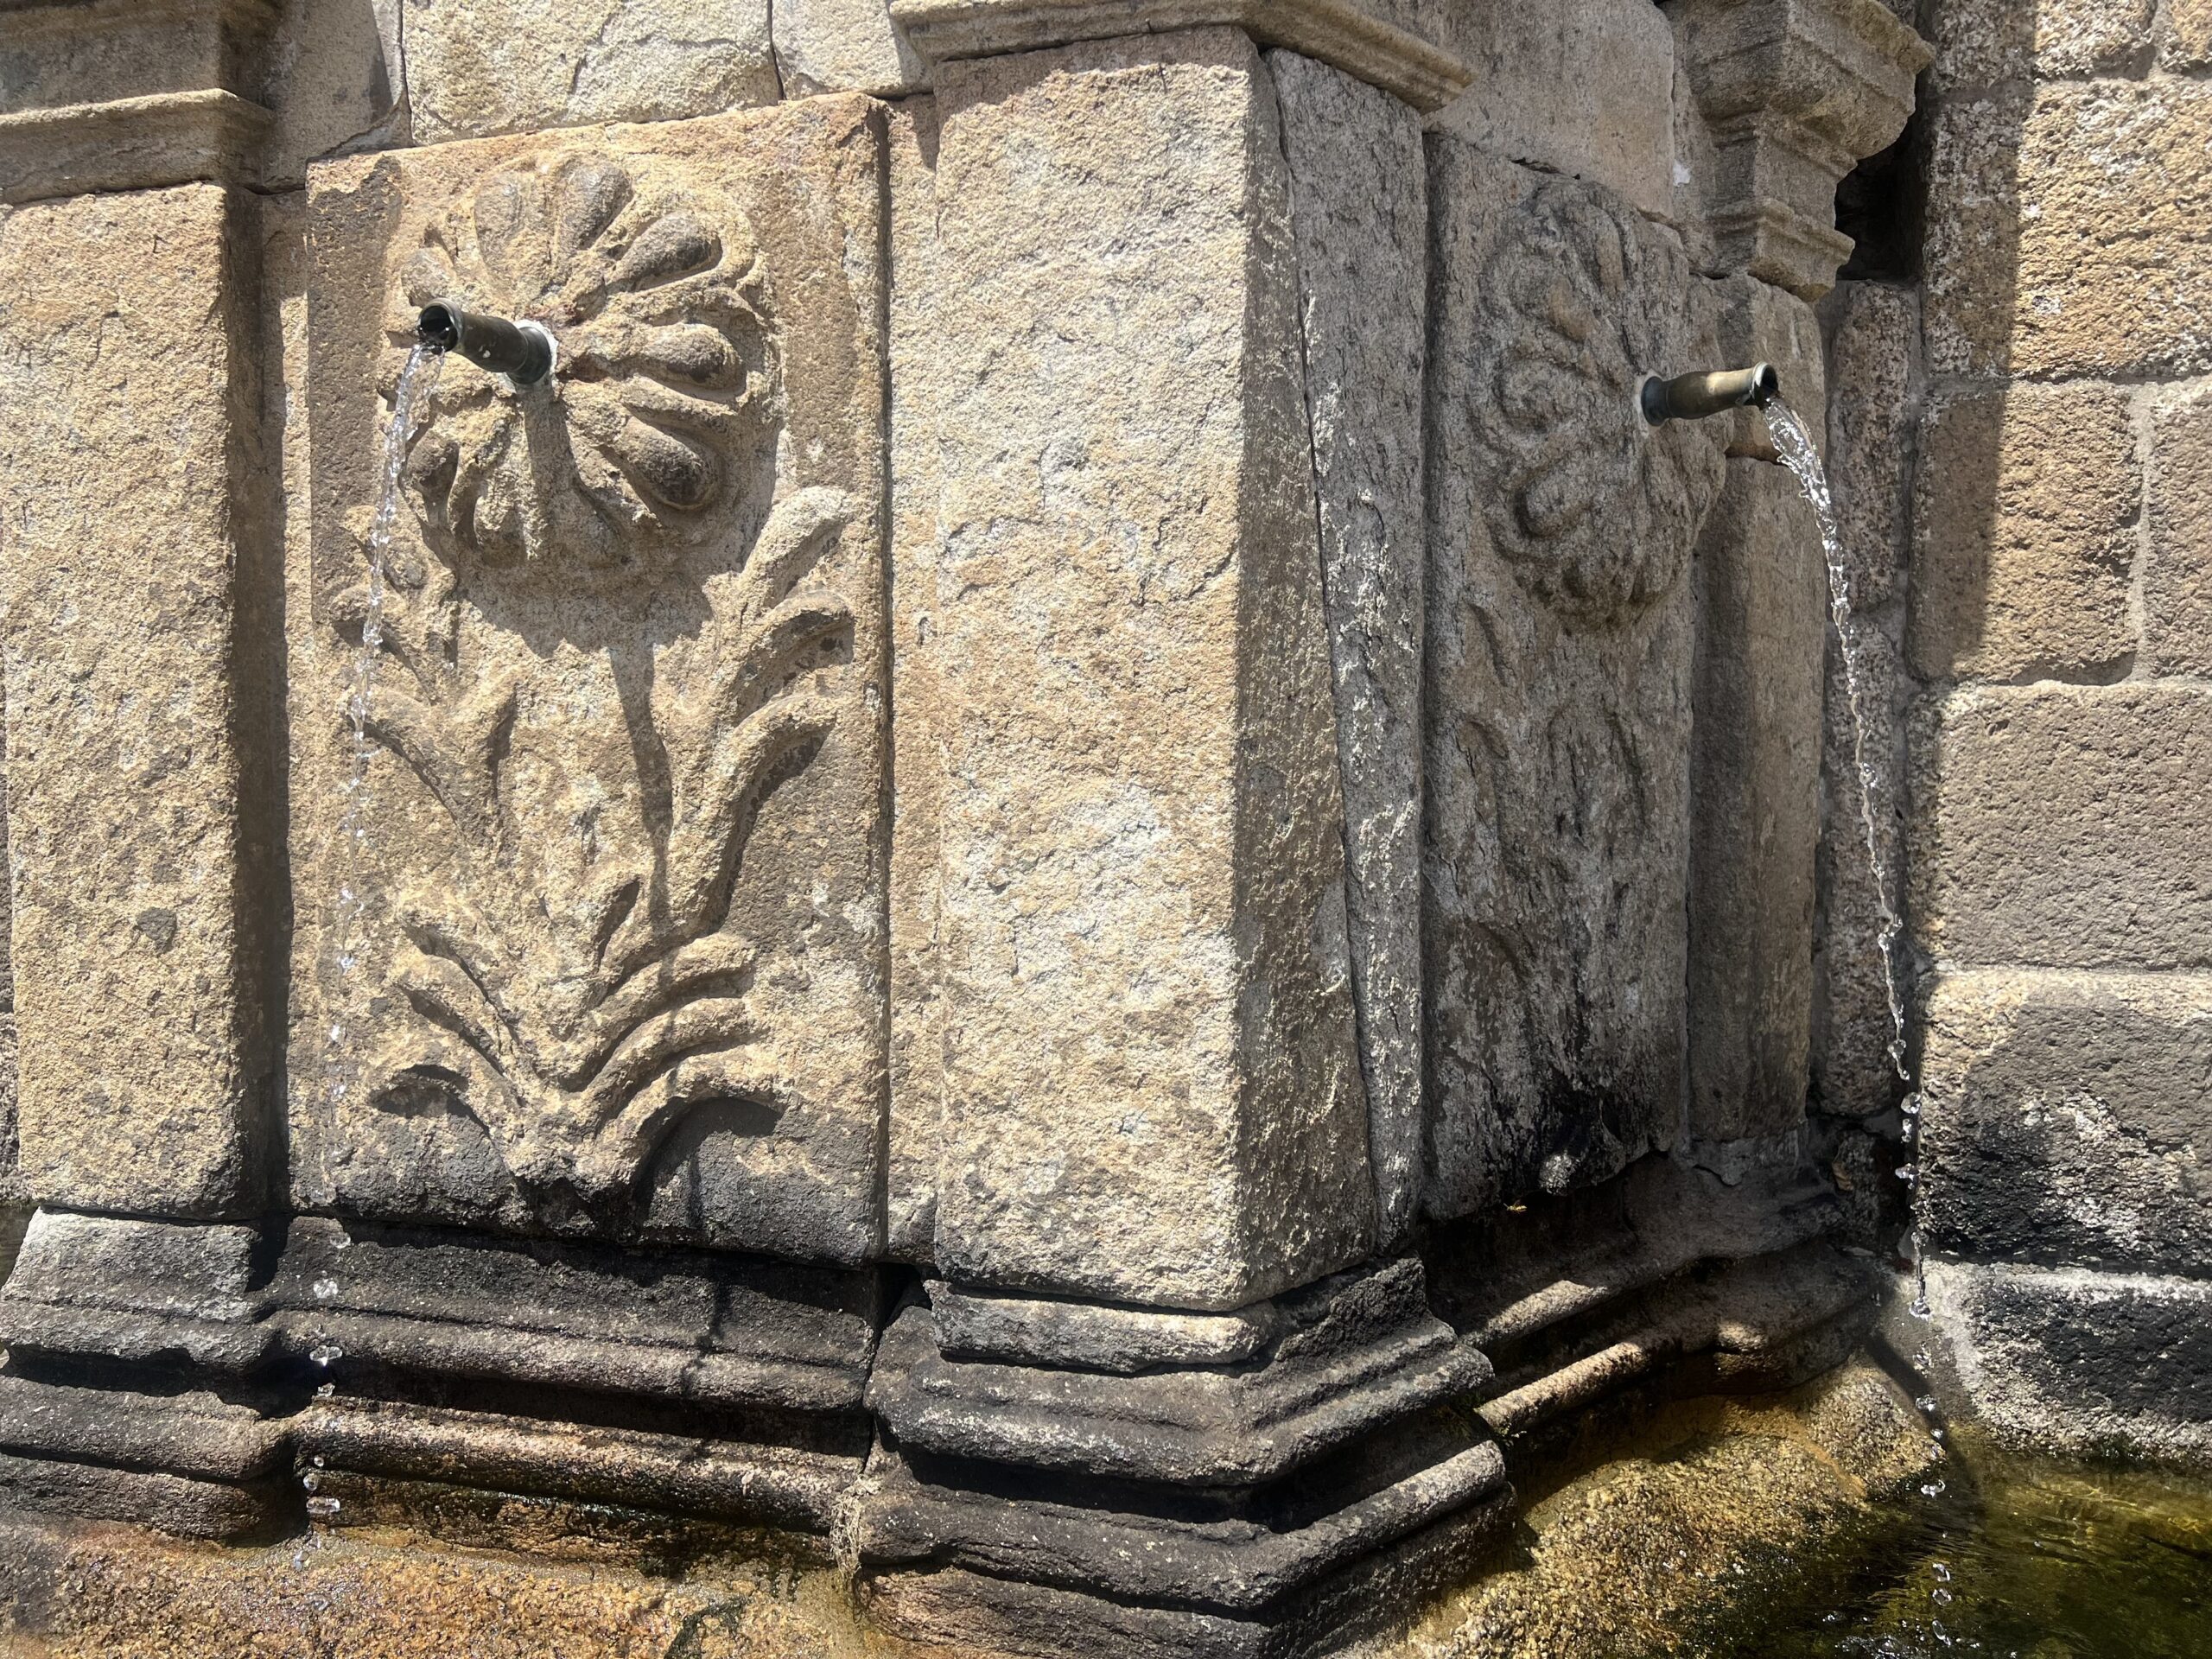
left=853, top=1259, right=1507, bottom=1658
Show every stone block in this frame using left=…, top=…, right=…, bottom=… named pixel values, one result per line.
left=261, top=0, right=406, bottom=184
left=1907, top=382, right=2138, bottom=683
left=2167, top=0, right=2212, bottom=67
left=1910, top=683, right=2212, bottom=970
left=1925, top=0, right=2156, bottom=88
left=402, top=0, right=779, bottom=145
left=1919, top=970, right=2212, bottom=1278
left=775, top=0, right=929, bottom=96
left=1427, top=0, right=1678, bottom=219
left=294, top=101, right=891, bottom=1263
left=2145, top=383, right=2212, bottom=677
left=0, top=0, right=269, bottom=115
left=1923, top=1258, right=2212, bottom=1468
left=0, top=185, right=280, bottom=1218
left=1689, top=460, right=1827, bottom=1143
left=926, top=31, right=1374, bottom=1310
left=0, top=1213, right=276, bottom=1374
left=887, top=0, right=1471, bottom=111
left=0, top=90, right=270, bottom=204
left=1425, top=137, right=1727, bottom=1218
left=1270, top=50, right=1428, bottom=1248
left=1925, top=81, right=2212, bottom=379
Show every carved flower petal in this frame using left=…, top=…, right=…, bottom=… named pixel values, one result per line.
left=607, top=416, right=721, bottom=513
left=552, top=157, right=632, bottom=267
left=474, top=173, right=553, bottom=300
left=611, top=212, right=721, bottom=291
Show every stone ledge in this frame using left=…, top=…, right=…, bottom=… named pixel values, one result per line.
left=1922, top=1258, right=2212, bottom=1471
left=0, top=0, right=278, bottom=118
left=890, top=0, right=1471, bottom=110
left=869, top=1261, right=1488, bottom=1486
left=1909, top=683, right=2212, bottom=972
left=270, top=1218, right=879, bottom=1414
left=851, top=1429, right=1508, bottom=1613
left=300, top=1398, right=861, bottom=1533
left=0, top=89, right=270, bottom=204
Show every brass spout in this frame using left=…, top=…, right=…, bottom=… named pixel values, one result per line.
left=1639, top=363, right=1780, bottom=426
left=417, top=301, right=556, bottom=387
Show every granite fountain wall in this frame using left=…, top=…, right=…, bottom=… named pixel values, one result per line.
left=0, top=1, right=2013, bottom=1653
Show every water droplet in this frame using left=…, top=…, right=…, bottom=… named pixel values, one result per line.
left=1921, top=1479, right=1947, bottom=1498
left=306, top=1495, right=341, bottom=1519
left=309, top=1344, right=345, bottom=1366
left=315, top=1382, right=335, bottom=1399
left=312, top=1277, right=340, bottom=1300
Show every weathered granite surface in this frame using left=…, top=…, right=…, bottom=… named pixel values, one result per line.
left=925, top=31, right=1373, bottom=1312
left=0, top=184, right=281, bottom=1218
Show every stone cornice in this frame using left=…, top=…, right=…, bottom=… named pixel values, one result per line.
left=889, top=0, right=1471, bottom=111
left=0, top=89, right=270, bottom=204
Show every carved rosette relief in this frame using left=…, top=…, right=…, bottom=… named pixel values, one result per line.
left=1425, top=155, right=1727, bottom=1221
left=296, top=106, right=889, bottom=1262
left=1466, top=181, right=1724, bottom=627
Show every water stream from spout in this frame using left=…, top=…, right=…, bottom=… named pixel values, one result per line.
left=1764, top=401, right=1930, bottom=1321
left=321, top=342, right=443, bottom=1112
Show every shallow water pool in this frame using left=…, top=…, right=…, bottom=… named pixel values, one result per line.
left=1751, top=1437, right=2212, bottom=1658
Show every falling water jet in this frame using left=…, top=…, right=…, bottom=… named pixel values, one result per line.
left=1764, top=398, right=1931, bottom=1325
left=321, top=342, right=444, bottom=1113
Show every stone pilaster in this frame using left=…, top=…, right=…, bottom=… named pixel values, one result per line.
left=0, top=183, right=283, bottom=1220
left=924, top=29, right=1377, bottom=1312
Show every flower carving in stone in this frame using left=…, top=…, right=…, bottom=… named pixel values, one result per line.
left=1469, top=181, right=1725, bottom=626
left=390, top=150, right=777, bottom=578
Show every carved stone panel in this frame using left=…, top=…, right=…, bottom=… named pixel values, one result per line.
left=294, top=101, right=889, bottom=1265
left=1425, top=140, right=1726, bottom=1220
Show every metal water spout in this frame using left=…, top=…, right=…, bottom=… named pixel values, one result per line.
left=1639, top=362, right=1780, bottom=425
left=416, top=301, right=557, bottom=387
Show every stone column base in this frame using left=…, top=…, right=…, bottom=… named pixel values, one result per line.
left=849, top=1260, right=1509, bottom=1657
